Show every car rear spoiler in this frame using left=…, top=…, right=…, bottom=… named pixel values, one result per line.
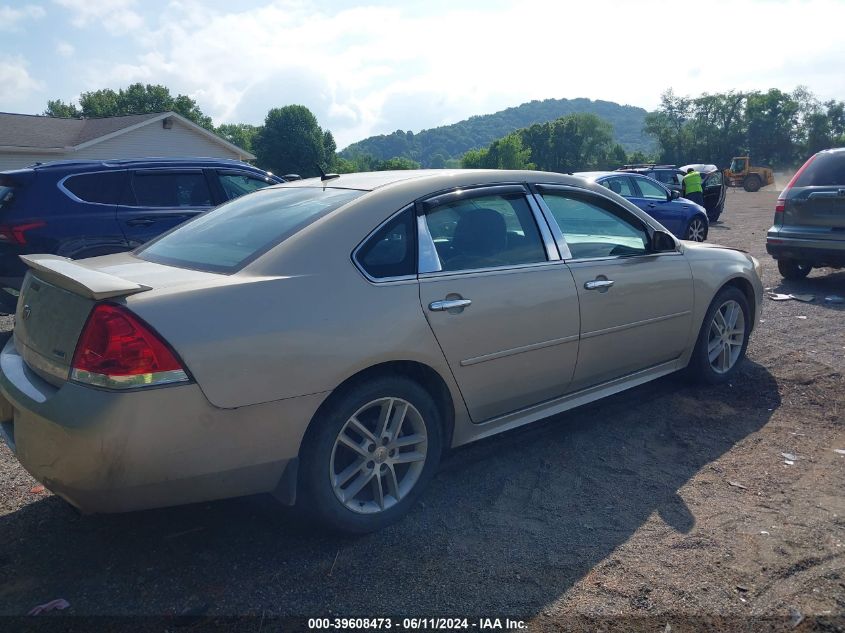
left=19, top=254, right=151, bottom=301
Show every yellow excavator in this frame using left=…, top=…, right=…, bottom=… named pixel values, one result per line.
left=725, top=156, right=775, bottom=192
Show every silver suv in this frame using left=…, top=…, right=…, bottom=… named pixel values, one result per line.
left=767, top=148, right=845, bottom=279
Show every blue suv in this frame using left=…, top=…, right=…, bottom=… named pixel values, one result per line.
left=0, top=158, right=281, bottom=311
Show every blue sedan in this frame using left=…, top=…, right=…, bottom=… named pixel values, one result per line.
left=575, top=171, right=710, bottom=241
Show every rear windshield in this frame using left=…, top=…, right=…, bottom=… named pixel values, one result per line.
left=794, top=152, right=845, bottom=187
left=137, top=186, right=364, bottom=273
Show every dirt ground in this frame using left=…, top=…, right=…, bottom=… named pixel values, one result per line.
left=0, top=189, right=843, bottom=630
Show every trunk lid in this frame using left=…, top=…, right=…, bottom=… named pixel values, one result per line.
left=13, top=255, right=153, bottom=387
left=12, top=252, right=228, bottom=387
left=784, top=187, right=845, bottom=233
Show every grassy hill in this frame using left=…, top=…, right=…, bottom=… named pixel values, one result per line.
left=340, top=97, right=654, bottom=167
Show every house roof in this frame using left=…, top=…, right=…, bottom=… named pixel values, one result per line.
left=0, top=111, right=255, bottom=159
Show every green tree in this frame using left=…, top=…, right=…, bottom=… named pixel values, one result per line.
left=744, top=89, right=799, bottom=167
left=460, top=147, right=490, bottom=168
left=643, top=89, right=693, bottom=165
left=486, top=133, right=534, bottom=169
left=216, top=123, right=261, bottom=153
left=44, top=99, right=81, bottom=118
left=253, top=105, right=334, bottom=178
left=322, top=130, right=338, bottom=170
left=377, top=157, right=420, bottom=170
left=44, top=83, right=214, bottom=130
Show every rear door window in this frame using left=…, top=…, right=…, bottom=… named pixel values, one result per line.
left=794, top=153, right=845, bottom=187
left=601, top=176, right=636, bottom=197
left=131, top=171, right=213, bottom=207
left=63, top=171, right=127, bottom=204
left=137, top=187, right=364, bottom=273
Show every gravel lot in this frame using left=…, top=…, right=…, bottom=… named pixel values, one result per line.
left=1, top=189, right=843, bottom=629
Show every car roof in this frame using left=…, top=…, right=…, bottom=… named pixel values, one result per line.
left=576, top=171, right=657, bottom=181
left=6, top=157, right=266, bottom=174
left=274, top=169, right=593, bottom=193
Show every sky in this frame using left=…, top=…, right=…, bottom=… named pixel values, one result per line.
left=2, top=0, right=845, bottom=149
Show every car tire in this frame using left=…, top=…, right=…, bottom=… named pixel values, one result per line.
left=743, top=175, right=761, bottom=192
left=684, top=216, right=708, bottom=242
left=298, top=376, right=443, bottom=534
left=777, top=258, right=812, bottom=280
left=687, top=286, right=751, bottom=385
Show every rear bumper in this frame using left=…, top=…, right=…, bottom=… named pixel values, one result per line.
left=766, top=232, right=845, bottom=267
left=0, top=336, right=327, bottom=513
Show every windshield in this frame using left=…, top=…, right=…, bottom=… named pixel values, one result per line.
left=137, top=186, right=365, bottom=273
left=730, top=159, right=745, bottom=172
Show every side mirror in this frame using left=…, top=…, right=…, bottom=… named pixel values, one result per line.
left=652, top=230, right=677, bottom=253
left=670, top=189, right=680, bottom=200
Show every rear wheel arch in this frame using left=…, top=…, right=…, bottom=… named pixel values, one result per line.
left=302, top=360, right=455, bottom=454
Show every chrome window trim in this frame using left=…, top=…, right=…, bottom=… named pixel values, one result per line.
left=418, top=259, right=566, bottom=280
left=416, top=212, right=442, bottom=274
left=528, top=190, right=572, bottom=260
left=524, top=191, right=561, bottom=261
left=351, top=204, right=420, bottom=284
left=57, top=170, right=129, bottom=207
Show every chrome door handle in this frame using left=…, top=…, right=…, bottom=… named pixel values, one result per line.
left=429, top=298, right=472, bottom=311
left=584, top=279, right=614, bottom=290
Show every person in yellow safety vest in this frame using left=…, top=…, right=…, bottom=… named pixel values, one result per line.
left=682, top=168, right=704, bottom=206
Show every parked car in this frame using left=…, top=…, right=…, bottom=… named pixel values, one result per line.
left=767, top=148, right=845, bottom=279
left=576, top=171, right=709, bottom=241
left=0, top=157, right=282, bottom=312
left=617, top=163, right=727, bottom=222
left=0, top=169, right=763, bottom=533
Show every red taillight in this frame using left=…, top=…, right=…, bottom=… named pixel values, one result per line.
left=775, top=200, right=785, bottom=214
left=0, top=222, right=45, bottom=245
left=71, top=304, right=188, bottom=389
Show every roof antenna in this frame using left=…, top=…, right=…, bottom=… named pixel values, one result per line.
left=316, top=163, right=339, bottom=182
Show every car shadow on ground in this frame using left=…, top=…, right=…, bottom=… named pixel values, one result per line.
left=770, top=269, right=845, bottom=312
left=0, top=361, right=780, bottom=618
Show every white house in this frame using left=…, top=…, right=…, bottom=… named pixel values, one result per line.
left=0, top=111, right=254, bottom=171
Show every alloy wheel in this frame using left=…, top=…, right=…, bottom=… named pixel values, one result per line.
left=687, top=218, right=706, bottom=242
left=330, top=397, right=428, bottom=514
left=707, top=299, right=745, bottom=374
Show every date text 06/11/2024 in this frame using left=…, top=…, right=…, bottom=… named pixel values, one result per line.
left=307, top=617, right=528, bottom=630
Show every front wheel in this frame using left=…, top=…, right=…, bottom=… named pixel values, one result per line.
left=744, top=175, right=761, bottom=192
left=687, top=286, right=751, bottom=384
left=778, top=258, right=811, bottom=280
left=298, top=376, right=443, bottom=533
left=684, top=216, right=708, bottom=242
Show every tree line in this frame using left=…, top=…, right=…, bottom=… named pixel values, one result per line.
left=644, top=87, right=845, bottom=168
left=45, top=83, right=845, bottom=177
left=45, top=84, right=336, bottom=179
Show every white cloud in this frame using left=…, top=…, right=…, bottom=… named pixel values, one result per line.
left=53, top=0, right=143, bottom=35
left=68, top=0, right=845, bottom=147
left=0, top=55, right=44, bottom=109
left=56, top=40, right=75, bottom=57
left=0, top=4, right=46, bottom=30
